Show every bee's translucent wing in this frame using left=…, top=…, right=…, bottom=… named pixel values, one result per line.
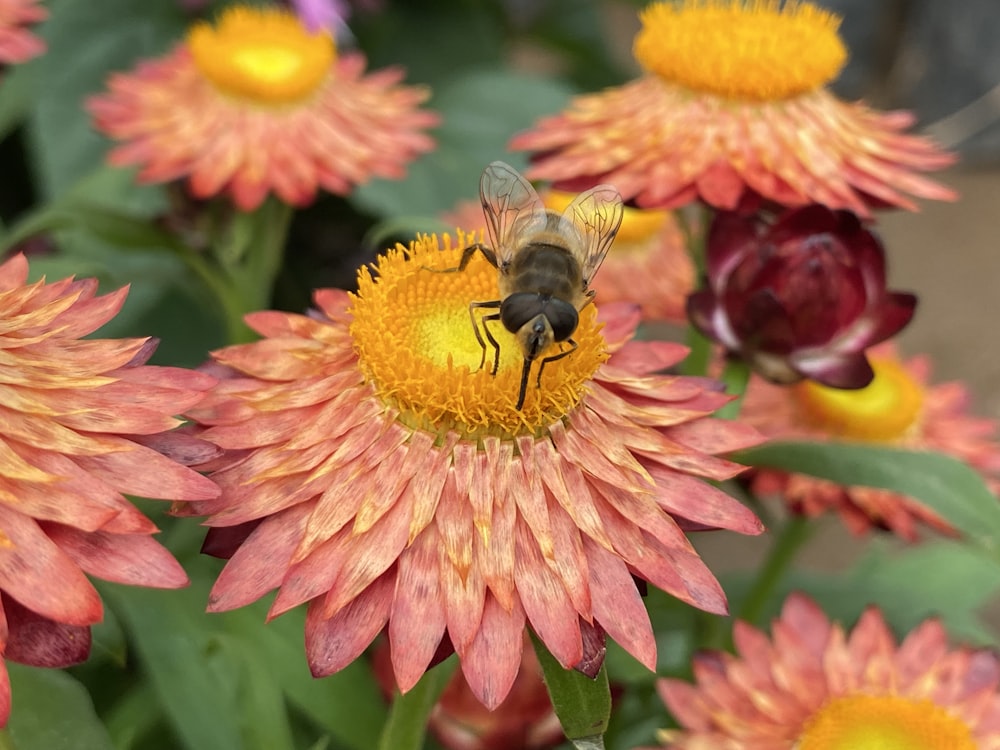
left=562, top=184, right=624, bottom=286
left=479, top=161, right=548, bottom=266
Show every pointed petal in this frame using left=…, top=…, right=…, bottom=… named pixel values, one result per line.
left=306, top=573, right=393, bottom=678
left=460, top=594, right=527, bottom=710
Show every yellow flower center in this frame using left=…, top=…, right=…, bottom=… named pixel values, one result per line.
left=633, top=0, right=847, bottom=101
left=794, top=357, right=925, bottom=442
left=188, top=6, right=335, bottom=105
left=349, top=232, right=607, bottom=440
left=798, top=694, right=976, bottom=750
left=545, top=191, right=668, bottom=246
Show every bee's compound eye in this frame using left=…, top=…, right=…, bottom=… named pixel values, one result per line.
left=500, top=293, right=545, bottom=333
left=545, top=299, right=578, bottom=342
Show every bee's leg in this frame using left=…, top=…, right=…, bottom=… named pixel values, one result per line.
left=428, top=244, right=499, bottom=273
left=535, top=338, right=579, bottom=387
left=469, top=300, right=501, bottom=371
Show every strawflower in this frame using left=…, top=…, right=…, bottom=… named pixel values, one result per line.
left=0, top=0, right=46, bottom=65
left=739, top=345, right=1000, bottom=539
left=0, top=254, right=220, bottom=725
left=444, top=195, right=694, bottom=324
left=650, top=592, right=1000, bottom=749
left=511, top=0, right=956, bottom=216
left=88, top=5, right=437, bottom=211
left=183, top=231, right=764, bottom=709
left=687, top=204, right=916, bottom=388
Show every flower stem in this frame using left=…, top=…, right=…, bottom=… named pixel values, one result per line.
left=715, top=358, right=751, bottom=419
left=0, top=728, right=15, bottom=750
left=737, top=514, right=814, bottom=626
left=377, top=656, right=457, bottom=750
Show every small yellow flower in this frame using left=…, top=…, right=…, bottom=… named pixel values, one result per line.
left=651, top=593, right=998, bottom=749
left=88, top=5, right=438, bottom=211
left=512, top=0, right=956, bottom=216
left=740, top=345, right=1000, bottom=539
left=185, top=232, right=765, bottom=709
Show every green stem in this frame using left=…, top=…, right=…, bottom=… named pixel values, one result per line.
left=377, top=657, right=456, bottom=750
left=0, top=727, right=15, bottom=750
left=737, top=514, right=814, bottom=626
left=715, top=358, right=750, bottom=419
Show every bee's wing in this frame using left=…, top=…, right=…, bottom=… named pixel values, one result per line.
left=480, top=161, right=548, bottom=266
left=562, top=184, right=624, bottom=286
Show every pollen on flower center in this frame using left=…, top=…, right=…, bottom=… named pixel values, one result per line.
left=188, top=6, right=335, bottom=105
left=349, top=232, right=607, bottom=440
left=794, top=357, right=925, bottom=442
left=797, top=694, right=976, bottom=750
left=633, top=0, right=848, bottom=101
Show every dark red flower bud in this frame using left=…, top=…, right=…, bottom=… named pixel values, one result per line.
left=687, top=205, right=916, bottom=388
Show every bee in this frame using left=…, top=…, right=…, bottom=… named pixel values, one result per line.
left=442, top=161, right=623, bottom=410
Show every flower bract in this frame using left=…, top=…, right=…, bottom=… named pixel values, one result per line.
left=739, top=345, right=1000, bottom=539
left=650, top=592, right=1000, bottom=749
left=687, top=204, right=916, bottom=388
left=510, top=0, right=956, bottom=216
left=0, top=254, right=220, bottom=725
left=184, top=231, right=764, bottom=708
left=88, top=5, right=438, bottom=211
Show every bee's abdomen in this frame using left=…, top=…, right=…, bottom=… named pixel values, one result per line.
left=509, top=243, right=581, bottom=300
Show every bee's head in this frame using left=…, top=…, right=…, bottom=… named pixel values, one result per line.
left=516, top=314, right=555, bottom=362
left=502, top=294, right=579, bottom=362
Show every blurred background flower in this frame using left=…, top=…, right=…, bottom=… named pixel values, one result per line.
left=88, top=4, right=438, bottom=211
left=740, top=344, right=1000, bottom=539
left=183, top=232, right=763, bottom=709
left=0, top=254, right=219, bottom=726
left=0, top=0, right=46, bottom=65
left=687, top=204, right=917, bottom=388
left=650, top=592, right=1000, bottom=749
left=511, top=0, right=956, bottom=215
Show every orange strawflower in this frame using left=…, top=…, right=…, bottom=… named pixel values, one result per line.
left=0, top=0, right=46, bottom=64
left=88, top=5, right=437, bottom=211
left=444, top=195, right=693, bottom=324
left=739, top=345, right=1000, bottom=539
left=650, top=593, right=1000, bottom=749
left=183, top=232, right=764, bottom=709
left=511, top=0, right=956, bottom=216
left=0, top=254, right=220, bottom=726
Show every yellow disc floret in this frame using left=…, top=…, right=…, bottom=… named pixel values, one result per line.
left=349, top=232, right=607, bottom=440
left=633, top=0, right=847, bottom=101
left=188, top=5, right=335, bottom=105
left=794, top=357, right=925, bottom=442
left=798, top=694, right=976, bottom=750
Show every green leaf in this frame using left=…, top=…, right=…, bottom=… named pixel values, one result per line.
left=6, top=665, right=114, bottom=750
left=0, top=63, right=35, bottom=142
left=100, top=583, right=246, bottom=750
left=27, top=0, right=187, bottom=200
left=734, top=442, right=1000, bottom=556
left=533, top=637, right=610, bottom=744
left=351, top=69, right=576, bottom=218
left=727, top=538, right=1000, bottom=645
left=227, top=605, right=388, bottom=750
left=377, top=658, right=456, bottom=750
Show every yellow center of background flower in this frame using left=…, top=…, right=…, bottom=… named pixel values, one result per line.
left=798, top=694, right=976, bottom=750
left=794, top=358, right=924, bottom=442
left=188, top=6, right=335, bottom=104
left=633, top=0, right=847, bottom=101
left=545, top=191, right=668, bottom=246
left=349, top=232, right=607, bottom=440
